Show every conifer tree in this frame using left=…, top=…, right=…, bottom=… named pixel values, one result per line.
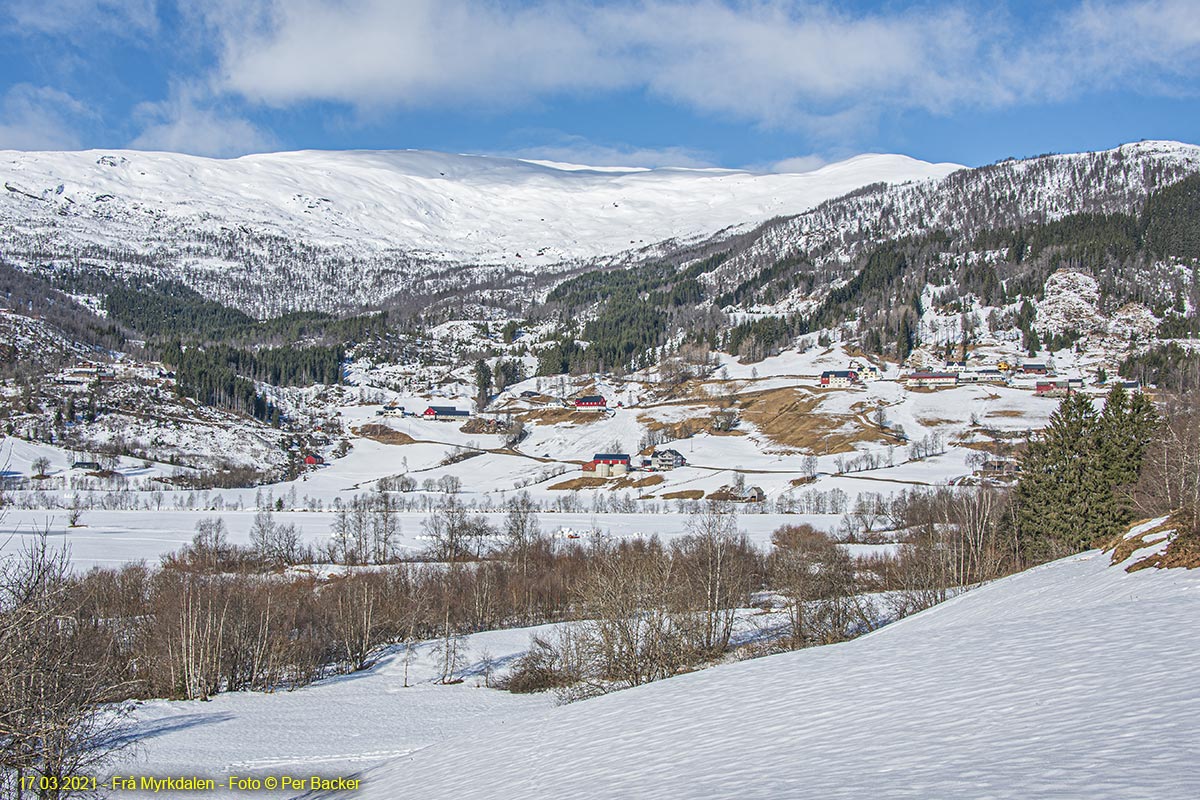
left=1016, top=388, right=1158, bottom=563
left=1016, top=393, right=1101, bottom=562
left=474, top=360, right=493, bottom=411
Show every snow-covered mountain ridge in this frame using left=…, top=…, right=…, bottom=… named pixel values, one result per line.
left=0, top=147, right=957, bottom=267
left=701, top=140, right=1200, bottom=301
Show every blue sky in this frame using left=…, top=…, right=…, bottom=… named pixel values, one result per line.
left=1, top=0, right=1198, bottom=170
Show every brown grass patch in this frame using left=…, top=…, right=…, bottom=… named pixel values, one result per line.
left=735, top=387, right=887, bottom=454
left=1106, top=518, right=1178, bottom=569
left=1108, top=516, right=1200, bottom=571
left=916, top=417, right=958, bottom=427
left=789, top=476, right=817, bottom=487
left=516, top=408, right=605, bottom=426
left=661, top=489, right=705, bottom=500
left=986, top=409, right=1026, bottom=419
left=548, top=476, right=609, bottom=490
left=354, top=424, right=417, bottom=445
left=637, top=414, right=711, bottom=440
left=612, top=473, right=665, bottom=490
left=1154, top=533, right=1200, bottom=569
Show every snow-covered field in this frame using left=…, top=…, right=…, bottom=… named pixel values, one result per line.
left=116, top=625, right=561, bottom=789
left=362, top=534, right=1200, bottom=799
left=94, top=525, right=1200, bottom=799
left=0, top=509, right=860, bottom=571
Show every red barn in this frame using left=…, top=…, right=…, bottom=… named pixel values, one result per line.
left=423, top=405, right=470, bottom=420
left=574, top=395, right=607, bottom=409
left=591, top=453, right=630, bottom=465
left=304, top=454, right=325, bottom=466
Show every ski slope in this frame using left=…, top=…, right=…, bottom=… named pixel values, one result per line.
left=364, top=530, right=1200, bottom=799
left=0, top=148, right=961, bottom=265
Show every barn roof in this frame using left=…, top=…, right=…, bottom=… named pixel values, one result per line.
left=427, top=405, right=468, bottom=415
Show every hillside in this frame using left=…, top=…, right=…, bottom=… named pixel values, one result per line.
left=0, top=149, right=957, bottom=315
left=368, top=526, right=1200, bottom=799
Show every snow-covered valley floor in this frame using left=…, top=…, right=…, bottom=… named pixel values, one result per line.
left=95, top=531, right=1200, bottom=799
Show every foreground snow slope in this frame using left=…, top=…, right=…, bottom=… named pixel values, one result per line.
left=373, top=535, right=1200, bottom=799
left=120, top=626, right=558, bottom=787
left=0, top=148, right=959, bottom=265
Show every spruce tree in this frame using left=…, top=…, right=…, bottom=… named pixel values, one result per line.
left=474, top=360, right=493, bottom=410
left=1016, top=393, right=1103, bottom=562
left=1017, top=388, right=1158, bottom=563
left=1092, top=385, right=1159, bottom=527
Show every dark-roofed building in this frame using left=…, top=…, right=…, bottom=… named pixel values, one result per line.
left=423, top=406, right=471, bottom=420
left=652, top=449, right=687, bottom=470
left=820, top=370, right=858, bottom=388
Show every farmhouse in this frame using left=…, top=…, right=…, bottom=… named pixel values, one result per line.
left=820, top=370, right=858, bottom=388
left=980, top=459, right=1021, bottom=477
left=857, top=364, right=882, bottom=381
left=651, top=448, right=687, bottom=470
left=1021, top=363, right=1050, bottom=375
left=959, top=368, right=1006, bottom=384
left=1035, top=378, right=1083, bottom=397
left=905, top=372, right=959, bottom=388
left=574, top=395, right=607, bottom=409
left=71, top=461, right=102, bottom=471
left=423, top=406, right=471, bottom=420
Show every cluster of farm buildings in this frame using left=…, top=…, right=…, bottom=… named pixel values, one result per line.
left=821, top=360, right=1137, bottom=396
left=581, top=448, right=687, bottom=477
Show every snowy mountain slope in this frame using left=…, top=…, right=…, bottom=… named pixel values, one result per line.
left=702, top=140, right=1200, bottom=305
left=370, top=535, right=1200, bottom=799
left=0, top=148, right=958, bottom=303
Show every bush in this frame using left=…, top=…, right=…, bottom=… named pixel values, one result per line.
left=500, top=636, right=577, bottom=694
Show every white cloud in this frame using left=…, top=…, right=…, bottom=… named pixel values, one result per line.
left=205, top=0, right=621, bottom=109
left=195, top=0, right=1200, bottom=136
left=0, top=84, right=95, bottom=150
left=6, top=0, right=159, bottom=39
left=129, top=86, right=276, bottom=158
left=769, top=154, right=829, bottom=173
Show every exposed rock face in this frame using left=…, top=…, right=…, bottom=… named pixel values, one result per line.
left=1035, top=270, right=1105, bottom=338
